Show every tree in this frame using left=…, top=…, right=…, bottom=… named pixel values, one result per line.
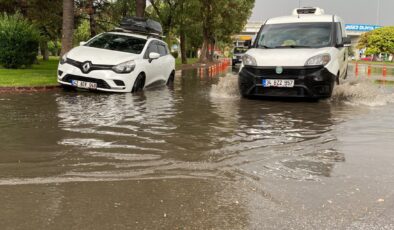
left=357, top=26, right=394, bottom=62
left=198, top=0, right=254, bottom=63
left=136, top=0, right=146, bottom=17
left=61, top=0, right=75, bottom=56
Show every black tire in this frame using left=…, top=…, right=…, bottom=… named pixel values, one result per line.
left=336, top=73, right=340, bottom=85
left=131, top=74, right=145, bottom=93
left=166, top=72, right=175, bottom=86
left=60, top=84, right=75, bottom=91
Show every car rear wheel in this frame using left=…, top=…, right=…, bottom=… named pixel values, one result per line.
left=131, top=74, right=145, bottom=93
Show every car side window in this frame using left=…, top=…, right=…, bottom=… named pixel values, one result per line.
left=157, top=43, right=168, bottom=57
left=144, top=41, right=159, bottom=59
left=336, top=23, right=343, bottom=45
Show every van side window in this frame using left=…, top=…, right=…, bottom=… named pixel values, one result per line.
left=336, top=23, right=343, bottom=45
left=144, top=41, right=159, bottom=59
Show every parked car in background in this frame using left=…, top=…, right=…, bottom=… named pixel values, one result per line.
left=232, top=46, right=248, bottom=66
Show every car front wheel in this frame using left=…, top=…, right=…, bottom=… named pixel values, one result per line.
left=131, top=74, right=145, bottom=93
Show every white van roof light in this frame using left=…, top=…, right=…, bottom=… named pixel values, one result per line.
left=292, top=7, right=325, bottom=16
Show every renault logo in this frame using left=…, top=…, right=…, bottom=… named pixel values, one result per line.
left=82, top=62, right=91, bottom=73
left=276, top=66, right=283, bottom=74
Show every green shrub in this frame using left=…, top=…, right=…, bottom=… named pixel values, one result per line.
left=0, top=12, right=40, bottom=68
left=171, top=51, right=179, bottom=59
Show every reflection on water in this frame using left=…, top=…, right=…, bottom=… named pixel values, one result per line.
left=0, top=66, right=393, bottom=184
left=0, top=65, right=394, bottom=228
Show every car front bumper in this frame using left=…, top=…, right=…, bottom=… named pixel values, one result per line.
left=238, top=66, right=336, bottom=98
left=57, top=63, right=137, bottom=93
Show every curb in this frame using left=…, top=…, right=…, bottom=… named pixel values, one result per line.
left=0, top=85, right=60, bottom=94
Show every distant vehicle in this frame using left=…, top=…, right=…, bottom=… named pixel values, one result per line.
left=232, top=46, right=248, bottom=66
left=58, top=17, right=175, bottom=93
left=239, top=7, right=351, bottom=99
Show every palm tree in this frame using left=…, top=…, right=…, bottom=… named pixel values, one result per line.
left=61, top=0, right=74, bottom=56
left=135, top=0, right=146, bottom=18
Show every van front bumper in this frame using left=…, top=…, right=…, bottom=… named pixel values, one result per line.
left=238, top=66, right=336, bottom=98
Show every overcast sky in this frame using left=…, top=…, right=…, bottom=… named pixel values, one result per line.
left=250, top=0, right=394, bottom=26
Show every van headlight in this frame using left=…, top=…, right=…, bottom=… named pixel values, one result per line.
left=60, top=53, right=68, bottom=65
left=305, top=54, right=331, bottom=66
left=112, top=60, right=136, bottom=73
left=242, top=54, right=257, bottom=66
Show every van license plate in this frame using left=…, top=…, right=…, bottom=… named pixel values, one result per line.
left=72, top=80, right=97, bottom=89
left=262, top=79, right=294, bottom=88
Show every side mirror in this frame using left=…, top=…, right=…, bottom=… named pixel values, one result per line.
left=343, top=37, right=352, bottom=47
left=80, top=41, right=87, bottom=46
left=244, top=40, right=252, bottom=49
left=149, top=52, right=160, bottom=60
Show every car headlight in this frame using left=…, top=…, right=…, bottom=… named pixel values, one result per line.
left=112, top=60, right=136, bottom=73
left=242, top=54, right=257, bottom=66
left=60, top=53, right=68, bottom=65
left=305, top=54, right=331, bottom=66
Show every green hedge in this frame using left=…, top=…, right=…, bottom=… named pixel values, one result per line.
left=0, top=12, right=40, bottom=69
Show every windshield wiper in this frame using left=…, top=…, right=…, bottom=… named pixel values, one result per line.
left=274, top=45, right=311, bottom=48
left=259, top=45, right=274, bottom=49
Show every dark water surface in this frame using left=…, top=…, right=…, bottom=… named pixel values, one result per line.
left=0, top=66, right=394, bottom=229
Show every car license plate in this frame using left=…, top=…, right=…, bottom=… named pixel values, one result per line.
left=71, top=80, right=97, bottom=89
left=262, top=79, right=294, bottom=88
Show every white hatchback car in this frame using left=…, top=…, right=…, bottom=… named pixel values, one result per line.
left=57, top=32, right=175, bottom=93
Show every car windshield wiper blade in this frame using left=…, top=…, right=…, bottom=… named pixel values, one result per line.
left=274, top=45, right=311, bottom=48
left=259, top=45, right=274, bottom=49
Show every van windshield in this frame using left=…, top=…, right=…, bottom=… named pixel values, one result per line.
left=256, top=23, right=333, bottom=48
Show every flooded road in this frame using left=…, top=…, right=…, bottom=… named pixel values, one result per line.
left=0, top=65, right=394, bottom=229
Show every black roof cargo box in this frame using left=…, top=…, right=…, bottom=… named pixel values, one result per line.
left=119, top=17, right=163, bottom=35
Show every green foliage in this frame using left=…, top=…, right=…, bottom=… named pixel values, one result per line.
left=171, top=51, right=179, bottom=58
left=74, top=20, right=91, bottom=46
left=0, top=12, right=40, bottom=68
left=48, top=40, right=61, bottom=56
left=357, top=26, right=394, bottom=57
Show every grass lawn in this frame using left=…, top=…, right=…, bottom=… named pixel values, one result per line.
left=0, top=57, right=58, bottom=87
left=0, top=56, right=200, bottom=87
left=351, top=60, right=394, bottom=66
left=175, top=58, right=199, bottom=69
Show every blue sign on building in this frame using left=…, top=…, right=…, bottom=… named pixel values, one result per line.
left=345, top=24, right=381, bottom=32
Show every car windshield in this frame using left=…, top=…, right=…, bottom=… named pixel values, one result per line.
left=256, top=22, right=333, bottom=48
left=85, top=33, right=147, bottom=54
left=234, top=47, right=248, bottom=54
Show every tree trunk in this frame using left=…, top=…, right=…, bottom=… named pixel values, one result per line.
left=40, top=41, right=49, bottom=61
left=135, top=0, right=146, bottom=18
left=61, top=0, right=74, bottom=56
left=87, top=0, right=96, bottom=37
left=180, top=28, right=187, bottom=64
left=199, top=36, right=209, bottom=63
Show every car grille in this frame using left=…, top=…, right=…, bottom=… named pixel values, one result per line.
left=62, top=75, right=111, bottom=89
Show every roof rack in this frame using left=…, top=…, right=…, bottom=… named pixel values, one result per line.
left=111, top=27, right=164, bottom=40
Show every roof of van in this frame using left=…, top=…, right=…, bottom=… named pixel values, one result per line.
left=266, top=15, right=342, bottom=25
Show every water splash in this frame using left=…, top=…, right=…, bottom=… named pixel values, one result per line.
left=210, top=74, right=240, bottom=98
left=331, top=79, right=394, bottom=106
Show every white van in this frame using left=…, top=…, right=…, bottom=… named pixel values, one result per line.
left=239, top=7, right=350, bottom=99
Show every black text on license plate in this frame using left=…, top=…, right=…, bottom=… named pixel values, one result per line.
left=71, top=80, right=97, bottom=89
left=262, top=79, right=294, bottom=88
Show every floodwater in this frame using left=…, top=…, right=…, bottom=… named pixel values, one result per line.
left=0, top=64, right=394, bottom=229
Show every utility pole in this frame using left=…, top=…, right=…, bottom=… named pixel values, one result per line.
left=299, top=0, right=301, bottom=8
